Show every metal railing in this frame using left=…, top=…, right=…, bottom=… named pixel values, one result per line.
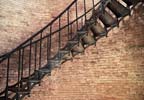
left=0, top=0, right=103, bottom=99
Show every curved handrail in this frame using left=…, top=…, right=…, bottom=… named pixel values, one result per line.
left=0, top=0, right=78, bottom=59
left=0, top=0, right=102, bottom=63
left=19, top=1, right=101, bottom=49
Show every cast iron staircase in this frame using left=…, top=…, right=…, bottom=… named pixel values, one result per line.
left=0, top=0, right=143, bottom=100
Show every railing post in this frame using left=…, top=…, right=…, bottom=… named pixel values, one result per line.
left=39, top=31, right=43, bottom=69
left=67, top=10, right=70, bottom=40
left=58, top=17, right=61, bottom=51
left=29, top=40, right=32, bottom=75
left=84, top=0, right=87, bottom=22
left=5, top=56, right=10, bottom=100
left=92, top=0, right=95, bottom=9
left=20, top=48, right=24, bottom=88
left=28, top=40, right=32, bottom=94
left=49, top=26, right=52, bottom=59
left=34, top=43, right=37, bottom=71
left=47, top=26, right=51, bottom=62
left=81, top=17, right=84, bottom=27
left=75, top=1, right=78, bottom=30
left=70, top=24, right=73, bottom=39
left=18, top=49, right=22, bottom=96
left=100, top=0, right=105, bottom=13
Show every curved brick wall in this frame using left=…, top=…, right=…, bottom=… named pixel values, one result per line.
left=0, top=0, right=144, bottom=100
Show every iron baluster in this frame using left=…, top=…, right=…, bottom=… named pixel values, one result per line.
left=28, top=40, right=32, bottom=94
left=47, top=34, right=49, bottom=63
left=58, top=17, right=62, bottom=60
left=70, top=24, right=73, bottom=39
left=5, top=57, right=10, bottom=100
left=84, top=0, right=87, bottom=21
left=59, top=17, right=61, bottom=51
left=29, top=40, right=32, bottom=77
left=34, top=43, right=37, bottom=71
left=92, top=0, right=95, bottom=9
left=39, top=31, right=43, bottom=69
left=49, top=26, right=52, bottom=58
left=81, top=17, right=84, bottom=27
left=75, top=1, right=78, bottom=30
left=67, top=10, right=70, bottom=40
left=20, top=48, right=24, bottom=88
left=47, top=27, right=51, bottom=62
left=18, top=49, right=22, bottom=96
left=100, top=0, right=105, bottom=14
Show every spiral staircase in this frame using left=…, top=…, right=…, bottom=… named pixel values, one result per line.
left=0, top=0, right=143, bottom=100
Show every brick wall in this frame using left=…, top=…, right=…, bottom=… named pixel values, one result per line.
left=0, top=0, right=144, bottom=100
left=24, top=3, right=144, bottom=100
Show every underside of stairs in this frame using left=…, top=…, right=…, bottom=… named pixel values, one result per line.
left=0, top=0, right=143, bottom=100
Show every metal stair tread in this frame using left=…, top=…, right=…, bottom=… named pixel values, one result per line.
left=38, top=67, right=51, bottom=73
left=107, top=0, right=131, bottom=18
left=22, top=77, right=40, bottom=83
left=77, top=30, right=87, bottom=36
left=28, top=79, right=40, bottom=83
left=59, top=50, right=70, bottom=54
left=122, top=0, right=140, bottom=7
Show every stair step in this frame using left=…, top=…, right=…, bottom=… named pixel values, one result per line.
left=71, top=42, right=85, bottom=54
left=58, top=50, right=72, bottom=59
left=90, top=22, right=107, bottom=37
left=28, top=80, right=40, bottom=83
left=66, top=40, right=79, bottom=50
left=48, top=59, right=61, bottom=67
left=81, top=33, right=96, bottom=47
left=38, top=67, right=51, bottom=74
left=85, top=18, right=108, bottom=37
left=99, top=10, right=118, bottom=28
left=122, top=0, right=140, bottom=7
left=93, top=8, right=118, bottom=28
left=107, top=0, right=131, bottom=18
left=52, top=50, right=73, bottom=64
left=122, top=0, right=133, bottom=6
left=77, top=31, right=87, bottom=36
